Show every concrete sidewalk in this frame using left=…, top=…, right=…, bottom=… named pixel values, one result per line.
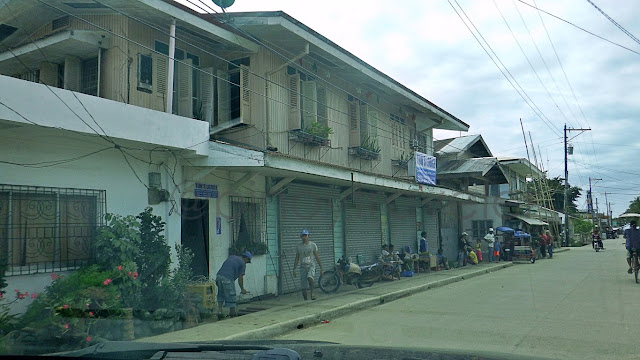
left=140, top=257, right=544, bottom=343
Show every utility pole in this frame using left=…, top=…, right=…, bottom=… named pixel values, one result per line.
left=588, top=177, right=602, bottom=226
left=604, top=192, right=611, bottom=227
left=596, top=198, right=600, bottom=229
left=564, top=124, right=591, bottom=247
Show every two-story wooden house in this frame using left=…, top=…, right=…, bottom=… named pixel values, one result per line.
left=0, top=0, right=482, bottom=299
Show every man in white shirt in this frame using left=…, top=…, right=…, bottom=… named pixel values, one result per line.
left=484, top=228, right=495, bottom=262
left=293, top=229, right=323, bottom=301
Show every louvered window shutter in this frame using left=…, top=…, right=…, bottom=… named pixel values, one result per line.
left=301, top=80, right=317, bottom=130
left=177, top=59, right=193, bottom=118
left=154, top=54, right=168, bottom=95
left=217, top=69, right=230, bottom=125
left=240, top=65, right=251, bottom=124
left=200, top=67, right=214, bottom=125
left=287, top=73, right=301, bottom=130
left=316, top=87, right=328, bottom=127
left=64, top=56, right=81, bottom=92
left=348, top=100, right=360, bottom=147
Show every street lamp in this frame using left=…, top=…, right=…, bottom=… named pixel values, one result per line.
left=563, top=124, right=591, bottom=247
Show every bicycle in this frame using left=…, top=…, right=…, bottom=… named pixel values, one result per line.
left=318, top=257, right=380, bottom=294
left=632, top=249, right=639, bottom=284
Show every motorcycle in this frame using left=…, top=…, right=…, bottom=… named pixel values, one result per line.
left=318, top=256, right=380, bottom=294
left=592, top=236, right=604, bottom=252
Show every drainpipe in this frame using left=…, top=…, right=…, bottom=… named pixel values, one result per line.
left=97, top=48, right=101, bottom=98
left=166, top=19, right=176, bottom=114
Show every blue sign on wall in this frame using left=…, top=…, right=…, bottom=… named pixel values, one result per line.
left=194, top=183, right=218, bottom=198
left=415, top=152, right=437, bottom=185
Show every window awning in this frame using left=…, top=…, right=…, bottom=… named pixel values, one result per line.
left=508, top=213, right=548, bottom=226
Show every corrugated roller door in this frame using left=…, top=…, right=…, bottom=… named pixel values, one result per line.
left=440, top=201, right=459, bottom=260
left=423, top=206, right=439, bottom=253
left=344, top=193, right=383, bottom=265
left=279, top=184, right=336, bottom=295
left=389, top=197, right=418, bottom=251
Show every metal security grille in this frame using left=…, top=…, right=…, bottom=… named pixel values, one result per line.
left=440, top=201, right=459, bottom=260
left=229, top=197, right=266, bottom=255
left=0, top=184, right=106, bottom=276
left=423, top=206, right=439, bottom=253
left=389, top=197, right=418, bottom=251
left=278, top=184, right=336, bottom=295
left=344, top=192, right=383, bottom=265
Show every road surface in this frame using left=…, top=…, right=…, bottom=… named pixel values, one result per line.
left=277, top=237, right=639, bottom=360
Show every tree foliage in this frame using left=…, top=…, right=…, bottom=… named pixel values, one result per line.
left=624, top=196, right=640, bottom=214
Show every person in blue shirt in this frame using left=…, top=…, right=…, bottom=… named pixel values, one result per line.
left=216, top=251, right=252, bottom=319
left=419, top=231, right=428, bottom=254
left=624, top=221, right=640, bottom=274
left=493, top=238, right=501, bottom=263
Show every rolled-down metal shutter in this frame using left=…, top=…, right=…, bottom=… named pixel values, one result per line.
left=344, top=192, right=383, bottom=265
left=279, top=183, right=336, bottom=294
left=422, top=205, right=439, bottom=253
left=440, top=201, right=459, bottom=260
left=389, top=197, right=418, bottom=251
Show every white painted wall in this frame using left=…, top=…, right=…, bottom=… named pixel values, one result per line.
left=0, top=131, right=185, bottom=309
left=181, top=168, right=269, bottom=297
left=0, top=75, right=210, bottom=156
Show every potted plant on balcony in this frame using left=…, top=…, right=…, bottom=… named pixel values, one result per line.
left=391, top=152, right=411, bottom=167
left=350, top=135, right=381, bottom=160
left=289, top=122, right=333, bottom=147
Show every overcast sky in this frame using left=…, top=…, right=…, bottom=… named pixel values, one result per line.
left=179, top=0, right=639, bottom=218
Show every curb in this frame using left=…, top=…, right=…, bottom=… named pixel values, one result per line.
left=222, top=262, right=514, bottom=340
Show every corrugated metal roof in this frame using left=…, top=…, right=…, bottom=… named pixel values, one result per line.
left=437, top=157, right=498, bottom=176
left=508, top=213, right=549, bottom=226
left=434, top=135, right=492, bottom=157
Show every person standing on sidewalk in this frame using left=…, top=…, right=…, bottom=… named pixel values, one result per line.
left=293, top=229, right=323, bottom=300
left=216, top=251, right=252, bottom=319
left=546, top=230, right=554, bottom=259
left=484, top=228, right=495, bottom=262
left=493, top=238, right=501, bottom=263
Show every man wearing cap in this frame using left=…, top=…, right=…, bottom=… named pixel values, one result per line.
left=293, top=229, right=323, bottom=300
left=484, top=228, right=495, bottom=262
left=215, top=250, right=251, bottom=319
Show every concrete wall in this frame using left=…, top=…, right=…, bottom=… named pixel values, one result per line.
left=461, top=196, right=503, bottom=255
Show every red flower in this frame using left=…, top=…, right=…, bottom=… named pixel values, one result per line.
left=30, top=293, right=37, bottom=299
left=86, top=336, right=92, bottom=342
left=89, top=312, right=94, bottom=316
left=103, top=278, right=112, bottom=286
left=63, top=304, right=69, bottom=309
left=64, top=324, right=69, bottom=329
left=17, top=293, right=24, bottom=299
left=0, top=293, right=3, bottom=299
left=117, top=265, right=123, bottom=271
left=50, top=273, right=59, bottom=280
left=14, top=289, right=19, bottom=293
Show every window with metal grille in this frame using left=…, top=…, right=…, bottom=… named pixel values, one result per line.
left=0, top=184, right=106, bottom=276
left=229, top=197, right=266, bottom=256
left=472, top=220, right=493, bottom=242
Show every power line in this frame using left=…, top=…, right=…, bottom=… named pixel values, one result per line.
left=492, top=0, right=573, bottom=128
left=517, top=0, right=640, bottom=56
left=586, top=0, right=640, bottom=46
left=509, top=0, right=582, bottom=129
left=448, top=0, right=562, bottom=138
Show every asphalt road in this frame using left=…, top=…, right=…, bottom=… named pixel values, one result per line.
left=276, top=237, right=640, bottom=360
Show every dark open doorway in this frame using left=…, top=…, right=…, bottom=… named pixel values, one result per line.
left=181, top=199, right=209, bottom=278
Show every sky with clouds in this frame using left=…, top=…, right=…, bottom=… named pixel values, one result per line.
left=180, top=0, right=640, bottom=217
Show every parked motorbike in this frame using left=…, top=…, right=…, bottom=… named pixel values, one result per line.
left=318, top=256, right=380, bottom=294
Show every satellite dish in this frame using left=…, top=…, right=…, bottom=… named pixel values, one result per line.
left=212, top=0, right=235, bottom=9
